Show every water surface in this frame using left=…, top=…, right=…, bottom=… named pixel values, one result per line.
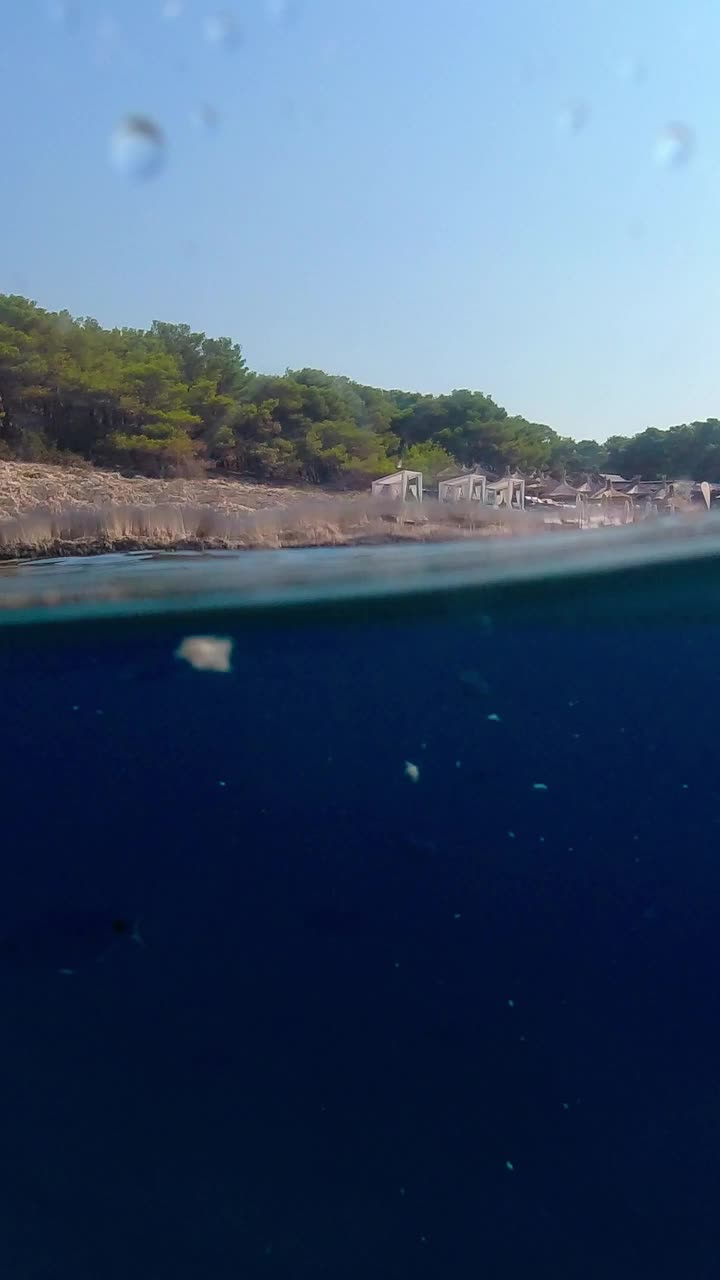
left=1, top=529, right=718, bottom=1278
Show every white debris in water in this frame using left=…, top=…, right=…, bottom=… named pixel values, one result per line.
left=404, top=761, right=420, bottom=783
left=505, top=1160, right=515, bottom=1172
left=453, top=912, right=462, bottom=920
left=455, top=760, right=462, bottom=769
left=507, top=830, right=516, bottom=839
left=507, top=999, right=515, bottom=1008
left=218, top=780, right=227, bottom=788
left=533, top=782, right=548, bottom=791
left=487, top=713, right=502, bottom=722
left=176, top=635, right=233, bottom=672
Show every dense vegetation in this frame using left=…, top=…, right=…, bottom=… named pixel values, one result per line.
left=2, top=294, right=720, bottom=484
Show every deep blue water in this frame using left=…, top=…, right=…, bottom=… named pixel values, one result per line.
left=1, top=544, right=720, bottom=1278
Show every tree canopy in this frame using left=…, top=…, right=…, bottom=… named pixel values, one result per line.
left=0, top=294, right=718, bottom=484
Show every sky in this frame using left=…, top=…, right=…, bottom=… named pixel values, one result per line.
left=2, top=0, right=720, bottom=441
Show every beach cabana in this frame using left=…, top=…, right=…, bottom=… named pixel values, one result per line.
left=438, top=473, right=487, bottom=503
left=371, top=470, right=423, bottom=502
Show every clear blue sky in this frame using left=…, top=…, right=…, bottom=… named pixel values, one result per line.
left=2, top=0, right=719, bottom=440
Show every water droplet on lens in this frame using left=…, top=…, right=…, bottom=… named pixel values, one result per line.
left=94, top=14, right=123, bottom=66
left=557, top=100, right=590, bottom=136
left=48, top=0, right=78, bottom=27
left=190, top=103, right=219, bottom=132
left=204, top=11, right=240, bottom=47
left=615, top=55, right=645, bottom=85
left=654, top=122, right=694, bottom=169
left=110, top=116, right=166, bottom=181
left=266, top=0, right=298, bottom=24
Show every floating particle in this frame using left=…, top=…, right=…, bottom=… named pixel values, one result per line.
left=404, top=761, right=420, bottom=783
left=654, top=122, right=694, bottom=169
left=218, top=780, right=227, bottom=788
left=505, top=1160, right=515, bottom=1172
left=110, top=115, right=166, bottom=181
left=557, top=100, right=590, bottom=136
left=455, top=760, right=462, bottom=769
left=487, top=713, right=502, bottom=722
left=562, top=1102, right=570, bottom=1110
left=507, top=830, right=516, bottom=839
left=176, top=635, right=233, bottom=672
left=507, top=999, right=515, bottom=1008
left=453, top=912, right=462, bottom=920
left=681, top=783, right=689, bottom=790
left=533, top=782, right=548, bottom=791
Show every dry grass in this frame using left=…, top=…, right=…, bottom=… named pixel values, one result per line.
left=0, top=461, right=545, bottom=558
left=0, top=460, right=325, bottom=520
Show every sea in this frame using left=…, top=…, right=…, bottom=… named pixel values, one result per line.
left=0, top=524, right=719, bottom=1279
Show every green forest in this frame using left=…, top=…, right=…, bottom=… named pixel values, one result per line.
left=2, top=293, right=720, bottom=485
